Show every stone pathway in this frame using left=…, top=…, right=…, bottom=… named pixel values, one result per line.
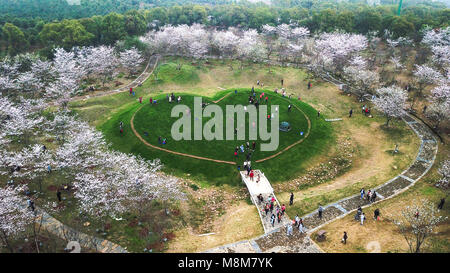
left=31, top=206, right=127, bottom=253
left=240, top=170, right=291, bottom=234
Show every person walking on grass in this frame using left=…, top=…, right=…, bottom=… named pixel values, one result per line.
left=290, top=192, right=294, bottom=206
left=318, top=205, right=323, bottom=219
left=360, top=212, right=365, bottom=225
left=349, top=109, right=353, bottom=118
left=342, top=232, right=348, bottom=244
left=374, top=208, right=380, bottom=221
left=317, top=111, right=321, bottom=118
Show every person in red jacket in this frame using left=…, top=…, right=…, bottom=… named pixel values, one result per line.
left=249, top=170, right=254, bottom=181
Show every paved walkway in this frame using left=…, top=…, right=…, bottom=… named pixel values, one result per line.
left=35, top=208, right=127, bottom=253
left=240, top=170, right=291, bottom=234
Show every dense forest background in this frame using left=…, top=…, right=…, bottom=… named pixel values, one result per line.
left=0, top=0, right=449, bottom=57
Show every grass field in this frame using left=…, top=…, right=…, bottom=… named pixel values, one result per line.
left=98, top=88, right=333, bottom=186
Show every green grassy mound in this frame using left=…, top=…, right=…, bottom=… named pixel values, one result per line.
left=100, top=88, right=333, bottom=186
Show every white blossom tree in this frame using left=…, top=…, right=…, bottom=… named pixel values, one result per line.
left=0, top=186, right=34, bottom=252
left=343, top=65, right=379, bottom=100
left=412, top=64, right=443, bottom=109
left=0, top=97, right=45, bottom=143
left=437, top=159, right=449, bottom=189
left=426, top=84, right=450, bottom=129
left=314, top=32, right=368, bottom=72
left=211, top=30, right=239, bottom=69
left=119, top=47, right=144, bottom=76
left=372, top=86, right=407, bottom=126
left=392, top=199, right=447, bottom=253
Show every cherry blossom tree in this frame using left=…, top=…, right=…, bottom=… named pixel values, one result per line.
left=426, top=84, right=450, bottom=129
left=412, top=64, right=443, bottom=109
left=437, top=159, right=449, bottom=189
left=236, top=29, right=266, bottom=69
left=16, top=71, right=44, bottom=96
left=391, top=56, right=404, bottom=72
left=0, top=186, right=34, bottom=252
left=314, top=32, right=368, bottom=72
left=422, top=27, right=450, bottom=71
left=343, top=65, right=379, bottom=100
left=0, top=76, right=17, bottom=96
left=0, top=97, right=45, bottom=143
left=372, top=86, right=407, bottom=126
left=89, top=46, right=118, bottom=86
left=119, top=47, right=144, bottom=76
left=1, top=144, right=53, bottom=191
left=73, top=152, right=182, bottom=218
left=46, top=48, right=86, bottom=106
left=211, top=30, right=239, bottom=69
left=392, top=199, right=447, bottom=253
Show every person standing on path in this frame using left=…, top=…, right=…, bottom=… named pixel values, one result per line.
left=360, top=188, right=365, bottom=200
left=308, top=82, right=311, bottom=89
left=270, top=214, right=275, bottom=227
left=298, top=218, right=305, bottom=233
left=286, top=223, right=293, bottom=236
left=318, top=205, right=323, bottom=219
left=289, top=192, right=294, bottom=206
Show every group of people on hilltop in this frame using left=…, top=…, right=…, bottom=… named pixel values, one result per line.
left=166, top=93, right=182, bottom=104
